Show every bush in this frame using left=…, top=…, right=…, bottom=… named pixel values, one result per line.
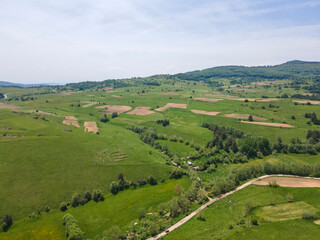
left=100, top=114, right=109, bottom=123
left=170, top=168, right=186, bottom=179
left=147, top=175, right=158, bottom=185
left=302, top=211, right=317, bottom=219
left=71, top=193, right=81, bottom=207
left=1, top=215, right=13, bottom=232
left=207, top=164, right=216, bottom=173
left=110, top=181, right=120, bottom=195
left=60, top=202, right=68, bottom=212
left=111, top=112, right=118, bottom=118
left=251, top=219, right=258, bottom=225
left=138, top=208, right=146, bottom=219
left=196, top=212, right=206, bottom=221
left=268, top=180, right=278, bottom=188
left=62, top=213, right=84, bottom=240
left=286, top=194, right=294, bottom=202
left=92, top=190, right=104, bottom=202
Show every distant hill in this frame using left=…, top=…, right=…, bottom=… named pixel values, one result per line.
left=174, top=60, right=320, bottom=81
left=0, top=81, right=55, bottom=88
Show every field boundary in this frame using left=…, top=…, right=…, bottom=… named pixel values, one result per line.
left=148, top=174, right=320, bottom=240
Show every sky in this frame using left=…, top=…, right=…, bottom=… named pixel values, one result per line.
left=0, top=0, right=320, bottom=84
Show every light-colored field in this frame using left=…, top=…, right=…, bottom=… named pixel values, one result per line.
left=230, top=88, right=263, bottom=92
left=126, top=107, right=155, bottom=116
left=294, top=100, right=320, bottom=105
left=242, top=121, right=294, bottom=128
left=112, top=95, right=122, bottom=98
left=256, top=98, right=279, bottom=102
left=191, top=109, right=220, bottom=116
left=160, top=92, right=180, bottom=95
left=0, top=103, right=21, bottom=110
left=255, top=201, right=316, bottom=221
left=254, top=176, right=320, bottom=187
left=103, top=87, right=113, bottom=90
left=156, top=103, right=187, bottom=111
left=204, top=94, right=278, bottom=102
left=81, top=101, right=99, bottom=108
left=193, top=98, right=222, bottom=103
left=62, top=116, right=80, bottom=127
left=32, top=110, right=58, bottom=116
left=224, top=114, right=267, bottom=120
left=97, top=105, right=132, bottom=114
left=84, top=121, right=98, bottom=133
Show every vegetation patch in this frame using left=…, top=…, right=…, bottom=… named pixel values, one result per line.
left=255, top=201, right=316, bottom=222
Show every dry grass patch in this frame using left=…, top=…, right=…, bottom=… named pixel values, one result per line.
left=160, top=92, right=180, bottom=95
left=193, top=98, right=222, bottom=103
left=0, top=103, right=21, bottom=110
left=62, top=116, right=80, bottom=128
left=294, top=100, right=320, bottom=105
left=231, top=88, right=263, bottom=92
left=224, top=114, right=267, bottom=120
left=255, top=201, right=316, bottom=222
left=97, top=105, right=132, bottom=114
left=242, top=121, right=294, bottom=128
left=155, top=103, right=187, bottom=111
left=254, top=176, right=320, bottom=187
left=84, top=121, right=98, bottom=134
left=191, top=109, right=220, bottom=116
left=126, top=107, right=155, bottom=116
left=81, top=101, right=99, bottom=108
left=112, top=95, right=122, bottom=98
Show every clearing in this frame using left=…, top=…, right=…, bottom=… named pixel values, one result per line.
left=62, top=116, right=80, bottom=128
left=224, top=114, right=267, bottom=120
left=81, top=101, right=99, bottom=108
left=156, top=103, right=187, bottom=111
left=96, top=105, right=132, bottom=114
left=0, top=103, right=21, bottom=110
left=255, top=201, right=316, bottom=221
left=126, top=107, right=155, bottom=116
left=191, top=109, right=220, bottom=116
left=242, top=121, right=294, bottom=128
left=254, top=176, right=320, bottom=187
left=84, top=121, right=99, bottom=134
left=193, top=98, right=222, bottom=103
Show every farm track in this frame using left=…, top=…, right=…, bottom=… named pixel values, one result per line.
left=148, top=174, right=320, bottom=240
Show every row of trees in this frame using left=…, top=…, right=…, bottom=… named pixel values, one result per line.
left=62, top=213, right=84, bottom=240
left=110, top=173, right=158, bottom=195
left=305, top=112, right=320, bottom=125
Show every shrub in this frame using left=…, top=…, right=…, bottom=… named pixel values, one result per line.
left=71, top=193, right=81, bottom=207
left=60, top=202, right=68, bottom=212
left=251, top=219, right=258, bottom=225
left=302, top=211, right=317, bottom=219
left=286, top=194, right=294, bottom=202
left=111, top=112, right=118, bottom=118
left=138, top=208, right=146, bottom=219
left=244, top=201, right=253, bottom=217
left=196, top=212, right=206, bottom=221
left=268, top=180, right=278, bottom=188
left=248, top=115, right=254, bottom=121
left=170, top=168, right=186, bottom=179
left=147, top=175, right=158, bottom=185
left=62, top=213, right=84, bottom=240
left=1, top=215, right=13, bottom=232
left=110, top=181, right=120, bottom=195
left=100, top=114, right=109, bottom=123
left=207, top=164, right=216, bottom=173
left=92, top=189, right=104, bottom=202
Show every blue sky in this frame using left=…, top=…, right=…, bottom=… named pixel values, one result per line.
left=0, top=0, right=320, bottom=83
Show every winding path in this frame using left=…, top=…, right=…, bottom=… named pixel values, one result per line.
left=148, top=174, right=320, bottom=240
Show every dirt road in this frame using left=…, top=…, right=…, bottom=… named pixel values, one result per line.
left=147, top=174, right=320, bottom=240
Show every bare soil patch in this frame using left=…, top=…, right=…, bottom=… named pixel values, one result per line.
left=97, top=105, right=132, bottom=114
left=254, top=176, right=320, bottom=187
left=242, top=121, right=294, bottom=128
left=155, top=103, right=187, bottom=111
left=224, top=114, right=267, bottom=120
left=160, top=92, right=180, bottom=95
left=294, top=100, right=320, bottom=105
left=193, top=98, right=222, bottom=103
left=62, top=116, right=80, bottom=128
left=0, top=103, right=21, bottom=110
left=126, top=107, right=155, bottom=116
left=84, top=121, right=98, bottom=134
left=191, top=110, right=220, bottom=116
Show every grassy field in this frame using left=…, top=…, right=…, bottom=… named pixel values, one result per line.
left=1, top=75, right=320, bottom=239
left=0, top=177, right=190, bottom=240
left=165, top=185, right=320, bottom=240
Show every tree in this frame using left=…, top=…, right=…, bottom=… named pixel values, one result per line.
left=147, top=175, right=157, bottom=185
left=92, top=189, right=104, bottom=202
left=60, top=202, right=68, bottom=212
left=248, top=115, right=254, bottom=121
left=111, top=112, right=118, bottom=118
left=110, top=181, right=120, bottom=195
left=2, top=215, right=13, bottom=232
left=71, top=193, right=81, bottom=207
left=100, top=114, right=109, bottom=123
